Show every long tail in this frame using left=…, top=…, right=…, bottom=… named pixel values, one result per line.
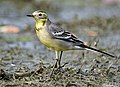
left=79, top=44, right=115, bottom=57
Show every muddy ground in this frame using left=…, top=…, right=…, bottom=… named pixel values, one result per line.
left=0, top=16, right=119, bottom=87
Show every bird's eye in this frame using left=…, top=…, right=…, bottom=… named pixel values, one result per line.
left=39, top=14, right=42, bottom=16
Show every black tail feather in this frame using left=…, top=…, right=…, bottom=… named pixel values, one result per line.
left=80, top=44, right=115, bottom=57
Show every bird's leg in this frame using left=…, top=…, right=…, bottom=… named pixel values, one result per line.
left=56, top=51, right=68, bottom=73
left=58, top=51, right=63, bottom=68
left=50, top=51, right=59, bottom=76
left=55, top=51, right=60, bottom=68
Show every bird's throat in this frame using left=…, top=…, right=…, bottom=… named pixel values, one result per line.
left=36, top=19, right=47, bottom=30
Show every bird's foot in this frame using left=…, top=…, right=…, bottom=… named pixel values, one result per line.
left=50, top=62, right=68, bottom=77
left=56, top=62, right=68, bottom=72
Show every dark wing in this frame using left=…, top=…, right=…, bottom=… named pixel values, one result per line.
left=48, top=22, right=84, bottom=44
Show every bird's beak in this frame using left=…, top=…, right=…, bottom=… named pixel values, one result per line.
left=26, top=14, right=34, bottom=17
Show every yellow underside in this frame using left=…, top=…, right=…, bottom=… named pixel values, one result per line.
left=36, top=27, right=70, bottom=51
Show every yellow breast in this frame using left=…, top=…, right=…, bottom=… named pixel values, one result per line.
left=36, top=27, right=51, bottom=45
left=35, top=21, right=70, bottom=51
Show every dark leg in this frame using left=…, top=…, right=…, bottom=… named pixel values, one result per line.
left=56, top=51, right=68, bottom=73
left=58, top=51, right=63, bottom=67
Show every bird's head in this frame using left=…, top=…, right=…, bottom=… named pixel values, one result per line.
left=27, top=10, right=48, bottom=22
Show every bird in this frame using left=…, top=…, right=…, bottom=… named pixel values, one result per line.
left=27, top=10, right=115, bottom=74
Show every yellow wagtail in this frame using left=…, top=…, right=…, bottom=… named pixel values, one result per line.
left=27, top=10, right=115, bottom=73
